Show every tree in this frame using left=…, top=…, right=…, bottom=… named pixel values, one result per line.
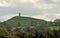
left=54, top=19, right=60, bottom=26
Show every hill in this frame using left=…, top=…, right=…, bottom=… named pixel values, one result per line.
left=0, top=16, right=54, bottom=31
left=5, top=16, right=47, bottom=25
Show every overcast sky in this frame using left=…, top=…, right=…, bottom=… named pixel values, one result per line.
left=0, top=0, right=60, bottom=22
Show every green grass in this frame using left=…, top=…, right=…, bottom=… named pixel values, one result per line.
left=49, top=26, right=60, bottom=30
left=7, top=35, right=16, bottom=38
left=5, top=16, right=46, bottom=25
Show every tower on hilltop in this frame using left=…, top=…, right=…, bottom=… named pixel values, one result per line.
left=19, top=12, right=21, bottom=16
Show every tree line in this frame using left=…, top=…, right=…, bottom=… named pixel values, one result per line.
left=0, top=29, right=60, bottom=38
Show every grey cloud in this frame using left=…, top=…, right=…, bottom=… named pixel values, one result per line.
left=0, top=7, right=18, bottom=16
left=0, top=0, right=60, bottom=21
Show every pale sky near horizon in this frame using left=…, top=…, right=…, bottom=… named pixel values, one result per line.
left=0, top=0, right=60, bottom=22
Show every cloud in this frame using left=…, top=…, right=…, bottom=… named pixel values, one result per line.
left=19, top=0, right=39, bottom=3
left=18, top=0, right=53, bottom=10
left=0, top=0, right=60, bottom=21
left=56, top=13, right=60, bottom=16
left=52, top=0, right=60, bottom=3
left=0, top=0, right=53, bottom=9
left=0, top=0, right=16, bottom=8
left=0, top=1, right=9, bottom=7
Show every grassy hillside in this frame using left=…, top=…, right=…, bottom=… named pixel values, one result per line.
left=0, top=16, right=57, bottom=31
left=3, top=16, right=49, bottom=27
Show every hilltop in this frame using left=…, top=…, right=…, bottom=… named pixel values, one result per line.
left=5, top=16, right=47, bottom=25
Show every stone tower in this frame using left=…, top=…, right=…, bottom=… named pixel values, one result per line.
left=19, top=12, right=21, bottom=16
